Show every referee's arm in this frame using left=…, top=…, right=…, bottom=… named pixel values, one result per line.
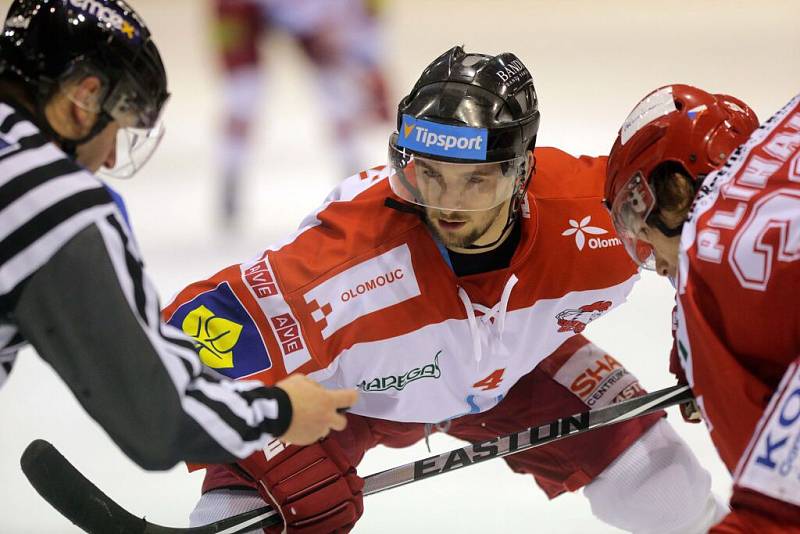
left=14, top=221, right=292, bottom=469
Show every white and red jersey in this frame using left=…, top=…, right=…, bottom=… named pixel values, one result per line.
left=163, top=147, right=640, bottom=425
left=676, top=94, right=800, bottom=530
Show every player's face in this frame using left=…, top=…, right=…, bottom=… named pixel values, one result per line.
left=425, top=201, right=507, bottom=249
left=635, top=222, right=681, bottom=278
left=416, top=159, right=510, bottom=212
left=75, top=120, right=120, bottom=173
left=417, top=159, right=511, bottom=248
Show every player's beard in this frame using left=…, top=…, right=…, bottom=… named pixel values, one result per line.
left=424, top=203, right=504, bottom=249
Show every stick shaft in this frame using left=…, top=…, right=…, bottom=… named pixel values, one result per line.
left=22, top=384, right=692, bottom=533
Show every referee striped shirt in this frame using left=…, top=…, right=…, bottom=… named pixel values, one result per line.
left=0, top=101, right=290, bottom=467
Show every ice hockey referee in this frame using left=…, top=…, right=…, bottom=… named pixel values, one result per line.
left=0, top=0, right=355, bottom=469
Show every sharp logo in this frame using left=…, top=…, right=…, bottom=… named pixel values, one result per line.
left=358, top=351, right=442, bottom=392
left=553, top=342, right=644, bottom=410
left=562, top=215, right=620, bottom=251
left=69, top=0, right=139, bottom=40
left=181, top=305, right=242, bottom=369
left=567, top=353, right=644, bottom=407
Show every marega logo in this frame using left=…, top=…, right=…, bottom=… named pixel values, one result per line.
left=358, top=351, right=442, bottom=392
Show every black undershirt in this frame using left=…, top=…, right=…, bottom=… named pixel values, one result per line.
left=447, top=222, right=522, bottom=277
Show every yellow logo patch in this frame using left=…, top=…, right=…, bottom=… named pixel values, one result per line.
left=403, top=120, right=415, bottom=139
left=121, top=21, right=136, bottom=39
left=181, top=305, right=243, bottom=369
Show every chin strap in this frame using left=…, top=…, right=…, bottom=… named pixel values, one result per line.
left=460, top=216, right=517, bottom=251
left=383, top=196, right=424, bottom=216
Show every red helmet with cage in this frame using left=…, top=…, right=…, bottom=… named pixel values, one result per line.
left=604, top=84, right=759, bottom=269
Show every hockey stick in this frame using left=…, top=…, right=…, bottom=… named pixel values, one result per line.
left=21, top=384, right=692, bottom=534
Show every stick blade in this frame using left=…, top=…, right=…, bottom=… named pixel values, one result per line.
left=21, top=439, right=149, bottom=533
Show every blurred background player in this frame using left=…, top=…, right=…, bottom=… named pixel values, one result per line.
left=605, top=84, right=800, bottom=532
left=0, top=0, right=356, bottom=470
left=213, top=0, right=391, bottom=228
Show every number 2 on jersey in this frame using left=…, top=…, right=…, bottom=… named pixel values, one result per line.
left=731, top=189, right=800, bottom=290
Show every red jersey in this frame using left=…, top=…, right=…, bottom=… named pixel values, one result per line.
left=163, top=147, right=641, bottom=425
left=676, top=94, right=800, bottom=530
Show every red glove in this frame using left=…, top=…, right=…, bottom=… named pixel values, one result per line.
left=234, top=438, right=364, bottom=533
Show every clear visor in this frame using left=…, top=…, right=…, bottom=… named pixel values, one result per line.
left=62, top=67, right=167, bottom=179
left=99, top=77, right=167, bottom=179
left=609, top=172, right=657, bottom=270
left=388, top=142, right=524, bottom=212
left=99, top=121, right=166, bottom=179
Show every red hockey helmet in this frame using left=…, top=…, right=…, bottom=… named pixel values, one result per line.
left=604, top=84, right=759, bottom=269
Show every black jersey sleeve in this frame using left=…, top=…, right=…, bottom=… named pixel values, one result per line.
left=14, top=220, right=291, bottom=469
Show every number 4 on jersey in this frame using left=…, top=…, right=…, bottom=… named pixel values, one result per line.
left=473, top=369, right=506, bottom=391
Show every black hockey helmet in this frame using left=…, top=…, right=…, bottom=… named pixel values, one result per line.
left=0, top=0, right=170, bottom=176
left=389, top=46, right=540, bottom=216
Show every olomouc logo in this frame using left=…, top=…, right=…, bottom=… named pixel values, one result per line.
left=562, top=215, right=621, bottom=251
left=304, top=244, right=421, bottom=340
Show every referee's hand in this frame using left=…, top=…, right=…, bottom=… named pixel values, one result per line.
left=275, top=374, right=358, bottom=446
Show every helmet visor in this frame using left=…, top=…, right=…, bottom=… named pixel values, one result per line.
left=388, top=138, right=524, bottom=212
left=609, top=172, right=657, bottom=270
left=100, top=121, right=165, bottom=179
left=100, top=72, right=168, bottom=179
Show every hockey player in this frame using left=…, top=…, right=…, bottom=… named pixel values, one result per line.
left=605, top=84, right=800, bottom=532
left=0, top=0, right=356, bottom=469
left=213, top=0, right=390, bottom=227
left=166, top=48, right=726, bottom=532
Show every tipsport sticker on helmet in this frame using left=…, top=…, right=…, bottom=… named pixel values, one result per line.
left=68, top=0, right=141, bottom=41
left=398, top=115, right=488, bottom=160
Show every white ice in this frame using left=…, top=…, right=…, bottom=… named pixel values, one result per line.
left=1, top=0, right=798, bottom=532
